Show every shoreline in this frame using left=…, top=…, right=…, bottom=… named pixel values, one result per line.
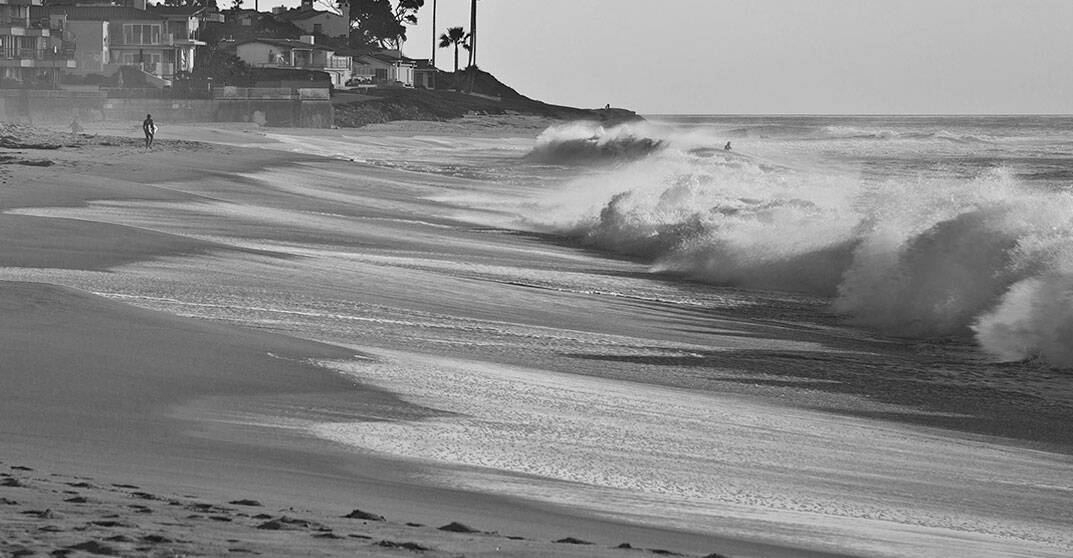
left=0, top=123, right=854, bottom=558
left=3, top=120, right=1071, bottom=558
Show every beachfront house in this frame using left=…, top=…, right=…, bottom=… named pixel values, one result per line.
left=45, top=5, right=204, bottom=84
left=145, top=4, right=211, bottom=76
left=60, top=18, right=107, bottom=73
left=274, top=0, right=349, bottom=39
left=352, top=50, right=414, bottom=87
left=147, top=4, right=206, bottom=45
left=412, top=58, right=436, bottom=89
left=234, top=36, right=351, bottom=87
left=0, top=0, right=75, bottom=85
left=223, top=8, right=258, bottom=27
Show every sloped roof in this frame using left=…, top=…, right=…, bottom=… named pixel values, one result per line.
left=360, top=52, right=416, bottom=66
left=235, top=37, right=333, bottom=52
left=411, top=58, right=436, bottom=71
left=277, top=8, right=341, bottom=21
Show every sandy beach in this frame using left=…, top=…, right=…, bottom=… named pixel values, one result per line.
left=2, top=119, right=1071, bottom=558
left=0, top=122, right=836, bottom=558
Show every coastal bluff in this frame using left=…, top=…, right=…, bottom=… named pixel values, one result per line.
left=333, top=69, right=643, bottom=128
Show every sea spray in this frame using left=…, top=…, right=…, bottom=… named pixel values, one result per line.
left=972, top=229, right=1073, bottom=366
left=522, top=122, right=1073, bottom=366
left=835, top=171, right=1033, bottom=336
left=973, top=275, right=1073, bottom=365
left=526, top=121, right=666, bottom=164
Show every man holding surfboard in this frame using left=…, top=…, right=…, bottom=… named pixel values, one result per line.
left=142, top=114, right=157, bottom=151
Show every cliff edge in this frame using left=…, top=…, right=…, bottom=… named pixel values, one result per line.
left=333, top=69, right=642, bottom=128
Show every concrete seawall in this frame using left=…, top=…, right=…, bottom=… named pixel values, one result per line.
left=0, top=89, right=333, bottom=128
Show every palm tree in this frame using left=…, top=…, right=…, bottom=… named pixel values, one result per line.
left=438, top=26, right=468, bottom=72
left=468, top=0, right=477, bottom=67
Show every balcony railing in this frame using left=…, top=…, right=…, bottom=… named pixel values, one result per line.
left=11, top=48, right=66, bottom=60
left=253, top=59, right=350, bottom=71
left=112, top=33, right=180, bottom=47
left=326, top=57, right=350, bottom=69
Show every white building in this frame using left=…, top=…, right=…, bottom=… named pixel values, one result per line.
left=235, top=36, right=352, bottom=87
left=47, top=5, right=204, bottom=82
left=0, top=0, right=75, bottom=85
left=352, top=50, right=415, bottom=87
left=276, top=0, right=349, bottom=39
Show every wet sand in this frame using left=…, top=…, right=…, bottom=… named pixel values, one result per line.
left=0, top=124, right=853, bottom=558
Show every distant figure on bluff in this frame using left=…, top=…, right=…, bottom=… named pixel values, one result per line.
left=724, top=141, right=732, bottom=151
left=142, top=114, right=156, bottom=151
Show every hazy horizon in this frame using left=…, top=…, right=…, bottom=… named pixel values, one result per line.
left=256, top=0, right=1073, bottom=115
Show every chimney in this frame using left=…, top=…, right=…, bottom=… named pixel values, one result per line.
left=300, top=0, right=313, bottom=9
left=300, top=34, right=315, bottom=44
left=340, top=0, right=350, bottom=37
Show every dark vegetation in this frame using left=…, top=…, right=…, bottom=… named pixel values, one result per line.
left=333, top=69, right=642, bottom=128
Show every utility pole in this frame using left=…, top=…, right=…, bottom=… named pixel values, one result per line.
left=431, top=0, right=437, bottom=69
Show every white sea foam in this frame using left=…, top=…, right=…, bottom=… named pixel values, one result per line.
left=518, top=122, right=1073, bottom=366
left=314, top=350, right=1073, bottom=558
left=526, top=121, right=667, bottom=164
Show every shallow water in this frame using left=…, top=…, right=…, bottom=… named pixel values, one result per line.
left=5, top=116, right=1073, bottom=557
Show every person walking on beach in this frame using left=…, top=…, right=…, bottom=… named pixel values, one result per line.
left=142, top=114, right=156, bottom=151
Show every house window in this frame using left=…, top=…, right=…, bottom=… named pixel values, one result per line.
left=143, top=52, right=161, bottom=71
left=313, top=23, right=322, bottom=34
left=123, top=24, right=161, bottom=45
left=374, top=68, right=387, bottom=81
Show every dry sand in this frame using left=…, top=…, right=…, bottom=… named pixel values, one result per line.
left=0, top=124, right=845, bottom=558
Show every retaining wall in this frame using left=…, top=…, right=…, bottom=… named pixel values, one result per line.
left=0, top=90, right=333, bottom=128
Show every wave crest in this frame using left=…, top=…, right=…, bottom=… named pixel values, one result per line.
left=526, top=122, right=666, bottom=164
left=973, top=272, right=1073, bottom=365
left=522, top=126, right=1073, bottom=366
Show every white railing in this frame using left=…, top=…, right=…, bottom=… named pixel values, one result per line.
left=326, top=56, right=350, bottom=69
left=115, top=33, right=177, bottom=47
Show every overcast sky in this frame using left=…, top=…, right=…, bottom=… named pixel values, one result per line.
left=260, top=0, right=1073, bottom=115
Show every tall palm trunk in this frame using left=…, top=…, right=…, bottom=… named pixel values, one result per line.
left=468, top=0, right=477, bottom=68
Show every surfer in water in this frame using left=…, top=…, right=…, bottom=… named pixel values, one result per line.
left=724, top=141, right=732, bottom=151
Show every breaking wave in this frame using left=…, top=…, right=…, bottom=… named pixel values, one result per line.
left=522, top=124, right=1073, bottom=367
left=526, top=122, right=666, bottom=164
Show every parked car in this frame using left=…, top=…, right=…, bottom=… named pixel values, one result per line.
left=345, top=75, right=373, bottom=86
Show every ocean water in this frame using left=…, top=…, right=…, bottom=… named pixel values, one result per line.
left=277, top=115, right=1073, bottom=366
left=5, top=115, right=1073, bottom=557
left=524, top=116, right=1073, bottom=364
